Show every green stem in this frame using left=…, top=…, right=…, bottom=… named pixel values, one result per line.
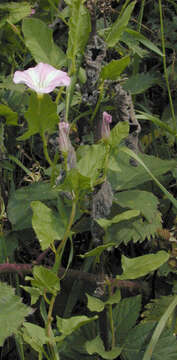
left=90, top=82, right=104, bottom=125
left=107, top=282, right=115, bottom=349
left=41, top=132, right=53, bottom=167
left=53, top=199, right=77, bottom=273
left=158, top=0, right=177, bottom=132
left=55, top=86, right=64, bottom=105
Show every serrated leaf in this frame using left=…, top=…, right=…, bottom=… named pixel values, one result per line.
left=22, top=18, right=66, bottom=67
left=85, top=336, right=122, bottom=359
left=100, top=56, right=130, bottom=80
left=18, top=92, right=58, bottom=140
left=7, top=182, right=58, bottom=230
left=0, top=104, right=18, bottom=125
left=31, top=201, right=65, bottom=250
left=67, top=0, right=91, bottom=66
left=96, top=210, right=140, bottom=230
left=57, top=315, right=97, bottom=336
left=117, top=251, right=169, bottom=280
left=106, top=1, right=136, bottom=47
left=123, top=72, right=160, bottom=94
left=0, top=282, right=32, bottom=346
left=141, top=296, right=176, bottom=324
left=115, top=190, right=159, bottom=222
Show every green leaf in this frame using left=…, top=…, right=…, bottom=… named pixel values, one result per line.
left=114, top=190, right=159, bottom=223
left=87, top=290, right=121, bottom=313
left=106, top=1, right=136, bottom=47
left=67, top=0, right=91, bottom=66
left=21, top=286, right=41, bottom=305
left=58, top=168, right=92, bottom=195
left=0, top=104, right=18, bottom=125
left=57, top=315, right=97, bottom=337
left=29, top=266, right=60, bottom=295
left=108, top=150, right=176, bottom=191
left=143, top=296, right=177, bottom=360
left=108, top=121, right=129, bottom=148
left=100, top=56, right=130, bottom=80
left=121, top=147, right=177, bottom=209
left=31, top=201, right=65, bottom=250
left=77, top=143, right=106, bottom=184
left=85, top=336, right=122, bottom=359
left=113, top=295, right=141, bottom=345
left=125, top=28, right=163, bottom=56
left=123, top=72, right=160, bottom=94
left=22, top=322, right=48, bottom=354
left=141, top=295, right=176, bottom=324
left=0, top=282, right=32, bottom=346
left=117, top=251, right=169, bottom=280
left=0, top=2, right=32, bottom=28
left=22, top=18, right=66, bottom=67
left=96, top=210, right=140, bottom=230
left=80, top=243, right=115, bottom=260
left=7, top=182, right=58, bottom=230
left=18, top=93, right=58, bottom=140
left=86, top=294, right=105, bottom=312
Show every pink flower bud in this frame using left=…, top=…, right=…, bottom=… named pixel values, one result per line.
left=58, top=122, right=70, bottom=153
left=101, top=112, right=112, bottom=139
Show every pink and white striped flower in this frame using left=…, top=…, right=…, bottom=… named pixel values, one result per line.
left=13, top=63, right=70, bottom=94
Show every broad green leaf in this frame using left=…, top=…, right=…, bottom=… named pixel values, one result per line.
left=100, top=56, right=130, bottom=81
left=0, top=282, right=32, bottom=346
left=7, top=182, right=58, bottom=230
left=121, top=147, right=177, bottom=209
left=85, top=336, right=122, bottom=359
left=123, top=72, right=160, bottom=94
left=77, top=143, right=106, bottom=184
left=22, top=322, right=48, bottom=354
left=117, top=251, right=169, bottom=280
left=108, top=150, right=176, bottom=191
left=67, top=0, right=91, bottom=67
left=125, top=28, right=163, bottom=56
left=0, top=104, right=18, bottom=125
left=96, top=210, right=140, bottom=230
left=106, top=1, right=136, bottom=47
left=18, top=92, right=58, bottom=140
left=22, top=18, right=66, bottom=67
left=0, top=2, right=31, bottom=28
left=0, top=233, right=18, bottom=263
left=115, top=190, right=159, bottom=223
left=30, top=266, right=60, bottom=294
left=113, top=295, right=141, bottom=345
left=108, top=121, right=129, bottom=148
left=57, top=315, right=97, bottom=336
left=58, top=168, right=92, bottom=195
left=31, top=201, right=65, bottom=250
left=141, top=295, right=176, bottom=323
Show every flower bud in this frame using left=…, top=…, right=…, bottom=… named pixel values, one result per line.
left=101, top=111, right=112, bottom=140
left=58, top=122, right=70, bottom=153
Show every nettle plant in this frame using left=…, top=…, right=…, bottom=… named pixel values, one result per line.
left=1, top=1, right=177, bottom=360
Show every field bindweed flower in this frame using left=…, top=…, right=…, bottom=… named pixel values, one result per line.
left=13, top=63, right=70, bottom=95
left=101, top=111, right=112, bottom=139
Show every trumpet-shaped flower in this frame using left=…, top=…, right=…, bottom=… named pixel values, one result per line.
left=101, top=111, right=112, bottom=139
left=13, top=63, right=70, bottom=94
